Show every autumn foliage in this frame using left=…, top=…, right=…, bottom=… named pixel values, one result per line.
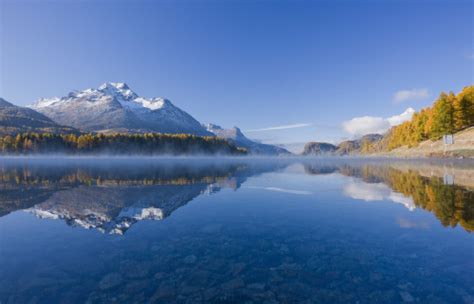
left=0, top=133, right=247, bottom=155
left=375, top=86, right=473, bottom=151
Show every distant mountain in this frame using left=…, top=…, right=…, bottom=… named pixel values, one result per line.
left=302, top=134, right=383, bottom=156
left=0, top=98, right=75, bottom=135
left=204, top=123, right=291, bottom=155
left=336, top=134, right=383, bottom=155
left=29, top=82, right=211, bottom=136
left=302, top=142, right=337, bottom=155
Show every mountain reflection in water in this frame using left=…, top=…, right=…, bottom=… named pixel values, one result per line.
left=0, top=160, right=287, bottom=234
left=0, top=158, right=473, bottom=303
left=1, top=158, right=472, bottom=234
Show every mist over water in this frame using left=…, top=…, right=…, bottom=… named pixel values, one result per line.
left=0, top=157, right=472, bottom=303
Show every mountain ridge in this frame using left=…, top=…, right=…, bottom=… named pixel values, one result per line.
left=303, top=134, right=383, bottom=156
left=29, top=82, right=212, bottom=136
left=0, top=97, right=76, bottom=135
left=204, top=123, right=291, bottom=155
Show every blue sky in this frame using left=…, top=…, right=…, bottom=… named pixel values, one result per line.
left=1, top=0, right=472, bottom=152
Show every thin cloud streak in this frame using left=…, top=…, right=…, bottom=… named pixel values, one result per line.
left=246, top=186, right=312, bottom=195
left=393, top=88, right=429, bottom=103
left=246, top=123, right=312, bottom=132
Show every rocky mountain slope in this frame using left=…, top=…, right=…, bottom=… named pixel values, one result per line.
left=302, top=142, right=337, bottom=155
left=205, top=123, right=291, bottom=155
left=303, top=128, right=474, bottom=159
left=29, top=82, right=211, bottom=136
left=336, top=134, right=384, bottom=155
left=0, top=98, right=75, bottom=135
left=303, top=134, right=383, bottom=156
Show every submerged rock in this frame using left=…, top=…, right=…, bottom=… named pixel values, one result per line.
left=98, top=273, right=123, bottom=290
left=121, top=261, right=150, bottom=278
left=151, top=283, right=176, bottom=301
left=183, top=255, right=197, bottom=264
left=154, top=272, right=167, bottom=280
left=247, top=283, right=266, bottom=290
left=221, top=278, right=245, bottom=290
left=200, top=223, right=223, bottom=234
left=276, top=263, right=302, bottom=277
left=399, top=291, right=415, bottom=302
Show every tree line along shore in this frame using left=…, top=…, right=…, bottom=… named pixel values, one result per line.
left=0, top=133, right=247, bottom=155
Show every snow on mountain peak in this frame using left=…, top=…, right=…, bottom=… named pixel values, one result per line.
left=98, top=82, right=130, bottom=90
left=97, top=82, right=174, bottom=111
left=134, top=97, right=173, bottom=111
left=98, top=82, right=138, bottom=100
left=204, top=123, right=223, bottom=132
left=34, top=97, right=62, bottom=108
left=32, top=82, right=174, bottom=112
left=28, top=82, right=211, bottom=135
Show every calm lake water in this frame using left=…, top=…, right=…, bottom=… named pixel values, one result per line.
left=0, top=158, right=472, bottom=304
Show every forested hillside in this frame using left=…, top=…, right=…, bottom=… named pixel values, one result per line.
left=0, top=98, right=76, bottom=135
left=369, top=86, right=473, bottom=153
left=0, top=133, right=247, bottom=155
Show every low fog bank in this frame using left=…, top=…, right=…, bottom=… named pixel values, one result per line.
left=1, top=154, right=473, bottom=169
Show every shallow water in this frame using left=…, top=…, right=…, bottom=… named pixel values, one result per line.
left=0, top=158, right=473, bottom=303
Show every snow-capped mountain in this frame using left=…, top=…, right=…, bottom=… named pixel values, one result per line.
left=29, top=82, right=211, bottom=136
left=204, top=123, right=291, bottom=155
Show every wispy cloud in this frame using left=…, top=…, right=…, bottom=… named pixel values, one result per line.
left=342, top=108, right=415, bottom=136
left=246, top=186, right=312, bottom=195
left=396, top=217, right=430, bottom=229
left=246, top=123, right=312, bottom=132
left=393, top=88, right=429, bottom=103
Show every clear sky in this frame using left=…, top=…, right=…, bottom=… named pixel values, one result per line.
left=1, top=0, right=473, bottom=152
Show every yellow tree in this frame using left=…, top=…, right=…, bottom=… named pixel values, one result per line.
left=430, top=92, right=455, bottom=139
left=455, top=86, right=474, bottom=128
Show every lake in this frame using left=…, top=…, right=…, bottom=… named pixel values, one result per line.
left=0, top=158, right=472, bottom=303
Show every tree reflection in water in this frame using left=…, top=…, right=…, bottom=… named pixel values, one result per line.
left=0, top=159, right=473, bottom=233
